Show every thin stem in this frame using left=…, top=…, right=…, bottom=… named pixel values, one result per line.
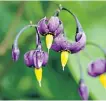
left=83, top=49, right=94, bottom=60
left=14, top=24, right=38, bottom=48
left=58, top=4, right=83, bottom=33
left=54, top=9, right=60, bottom=17
left=35, top=27, right=42, bottom=49
left=86, top=41, right=106, bottom=59
left=76, top=54, right=84, bottom=80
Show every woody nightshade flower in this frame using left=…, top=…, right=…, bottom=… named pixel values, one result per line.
left=24, top=27, right=49, bottom=87
left=12, top=22, right=48, bottom=87
left=37, top=10, right=64, bottom=53
left=87, top=42, right=106, bottom=88
left=51, top=5, right=86, bottom=70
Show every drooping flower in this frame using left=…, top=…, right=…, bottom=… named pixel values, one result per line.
left=37, top=16, right=64, bottom=52
left=12, top=23, right=48, bottom=87
left=24, top=27, right=49, bottom=87
left=24, top=48, right=48, bottom=87
left=88, top=59, right=106, bottom=88
left=78, top=79, right=89, bottom=100
left=51, top=7, right=86, bottom=70
left=24, top=49, right=48, bottom=68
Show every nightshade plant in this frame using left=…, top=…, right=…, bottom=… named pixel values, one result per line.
left=12, top=22, right=49, bottom=87
left=11, top=4, right=106, bottom=100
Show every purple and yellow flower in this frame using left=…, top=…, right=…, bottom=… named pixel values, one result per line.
left=24, top=27, right=49, bottom=87
left=88, top=59, right=106, bottom=88
left=51, top=8, right=86, bottom=70
left=78, top=79, right=89, bottom=100
left=12, top=23, right=49, bottom=87
left=37, top=16, right=64, bottom=52
left=51, top=32, right=86, bottom=70
left=24, top=47, right=48, bottom=87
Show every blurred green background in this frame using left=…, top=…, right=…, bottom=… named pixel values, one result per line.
left=0, top=1, right=106, bottom=100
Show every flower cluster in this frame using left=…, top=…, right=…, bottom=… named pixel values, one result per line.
left=12, top=4, right=91, bottom=100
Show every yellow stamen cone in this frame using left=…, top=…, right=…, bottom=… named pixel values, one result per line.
left=100, top=74, right=106, bottom=88
left=46, top=34, right=53, bottom=53
left=61, top=51, right=69, bottom=71
left=34, top=68, right=42, bottom=87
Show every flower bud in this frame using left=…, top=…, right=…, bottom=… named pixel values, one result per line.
left=78, top=79, right=89, bottom=100
left=12, top=45, right=20, bottom=61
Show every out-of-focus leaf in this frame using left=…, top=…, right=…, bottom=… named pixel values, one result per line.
left=67, top=2, right=106, bottom=100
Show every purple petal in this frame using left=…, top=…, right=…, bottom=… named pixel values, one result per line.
left=51, top=43, right=62, bottom=52
left=60, top=39, right=72, bottom=51
left=52, top=34, right=72, bottom=51
left=51, top=34, right=64, bottom=52
left=88, top=59, right=106, bottom=77
left=24, top=50, right=35, bottom=67
left=12, top=45, right=20, bottom=61
left=33, top=50, right=44, bottom=68
left=37, top=17, right=49, bottom=35
left=48, top=16, right=60, bottom=33
left=54, top=22, right=64, bottom=37
left=42, top=52, right=49, bottom=66
left=69, top=32, right=86, bottom=53
left=51, top=32, right=86, bottom=53
left=75, top=33, right=82, bottom=42
left=78, top=80, right=89, bottom=100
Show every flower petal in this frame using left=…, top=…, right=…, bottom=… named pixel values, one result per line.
left=24, top=50, right=35, bottom=67
left=37, top=17, right=49, bottom=35
left=42, top=52, right=49, bottom=66
left=48, top=16, right=60, bottom=33
left=51, top=32, right=86, bottom=53
left=88, top=59, right=106, bottom=77
left=54, top=21, right=64, bottom=37
left=51, top=43, right=62, bottom=52
left=69, top=32, right=86, bottom=53
left=52, top=34, right=72, bottom=51
left=33, top=50, right=44, bottom=68
left=51, top=34, right=64, bottom=52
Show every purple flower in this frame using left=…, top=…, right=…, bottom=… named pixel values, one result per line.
left=51, top=7, right=86, bottom=54
left=37, top=16, right=63, bottom=36
left=37, top=16, right=64, bottom=51
left=51, top=32, right=86, bottom=54
left=24, top=49, right=48, bottom=68
left=50, top=30, right=86, bottom=70
left=78, top=79, right=89, bottom=100
left=12, top=45, right=20, bottom=61
left=88, top=59, right=106, bottom=77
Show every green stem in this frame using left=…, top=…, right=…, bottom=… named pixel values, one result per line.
left=58, top=4, right=83, bottom=33
left=14, top=24, right=38, bottom=48
left=86, top=41, right=106, bottom=59
left=76, top=54, right=84, bottom=80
